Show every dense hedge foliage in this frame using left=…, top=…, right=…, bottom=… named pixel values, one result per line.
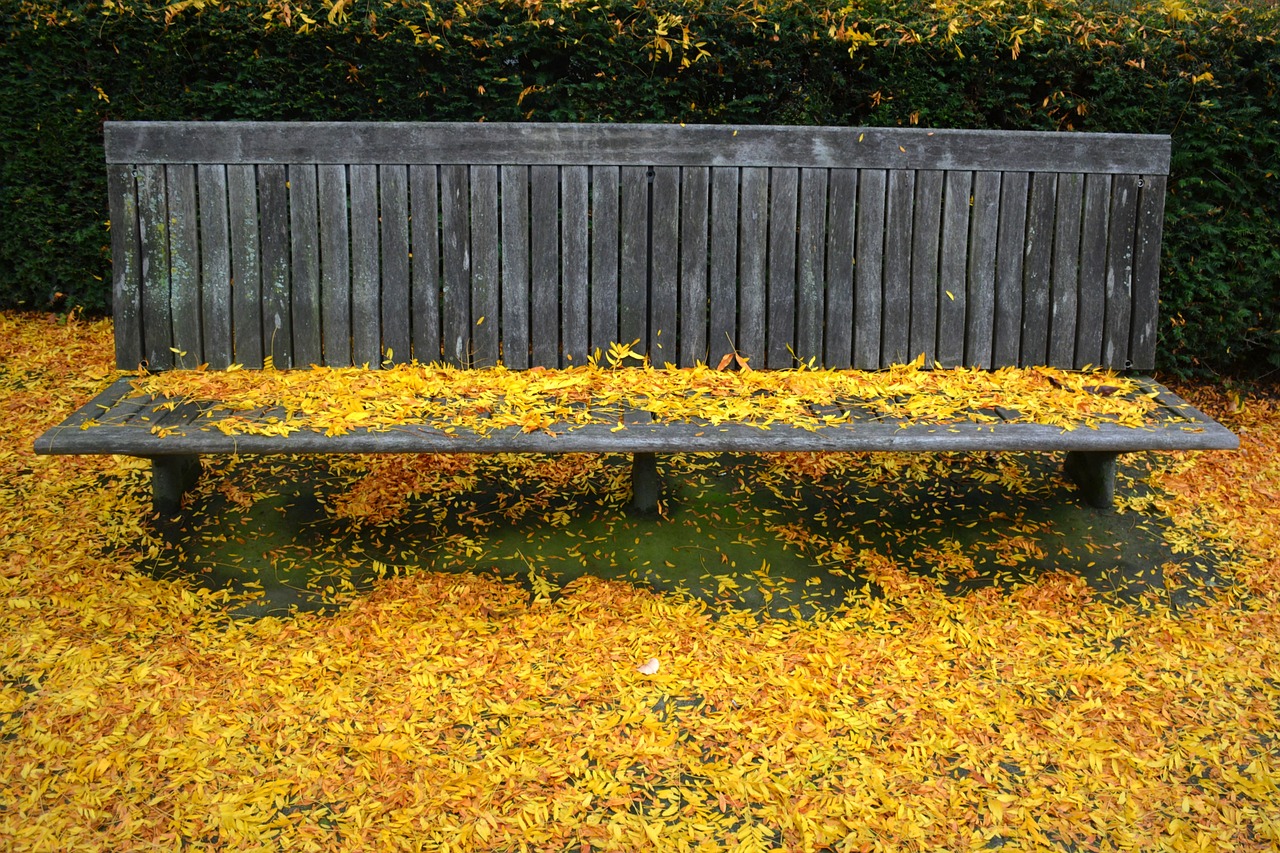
left=1, top=0, right=1277, bottom=376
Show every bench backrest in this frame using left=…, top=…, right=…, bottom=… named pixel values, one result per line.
left=105, top=121, right=1170, bottom=373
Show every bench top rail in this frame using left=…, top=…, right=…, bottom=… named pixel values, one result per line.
left=105, top=122, right=1171, bottom=374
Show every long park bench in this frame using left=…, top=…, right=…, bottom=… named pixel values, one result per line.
left=36, top=121, right=1237, bottom=515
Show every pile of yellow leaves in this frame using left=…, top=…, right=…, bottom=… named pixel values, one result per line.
left=3, top=312, right=1279, bottom=852
left=130, top=357, right=1168, bottom=438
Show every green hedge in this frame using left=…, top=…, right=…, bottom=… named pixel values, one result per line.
left=2, top=0, right=1277, bottom=376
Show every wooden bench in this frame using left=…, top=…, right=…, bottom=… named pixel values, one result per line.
left=35, top=121, right=1237, bottom=514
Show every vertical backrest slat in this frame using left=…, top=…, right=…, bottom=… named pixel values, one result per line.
left=409, top=165, right=441, bottom=365
left=853, top=169, right=886, bottom=370
left=937, top=170, right=973, bottom=368
left=380, top=165, right=413, bottom=365
left=468, top=165, right=500, bottom=367
left=1129, top=174, right=1166, bottom=371
left=227, top=164, right=262, bottom=368
left=1048, top=172, right=1084, bottom=367
left=823, top=168, right=857, bottom=369
left=965, top=171, right=1001, bottom=368
left=1103, top=175, right=1140, bottom=367
left=618, top=167, right=649, bottom=351
left=108, top=165, right=144, bottom=370
left=589, top=166, right=621, bottom=359
left=737, top=167, right=769, bottom=363
left=765, top=168, right=799, bottom=368
left=319, top=165, right=353, bottom=366
left=678, top=167, right=709, bottom=367
left=1020, top=172, right=1057, bottom=365
left=795, top=168, right=829, bottom=363
left=529, top=165, right=560, bottom=368
left=439, top=165, right=470, bottom=366
left=991, top=171, right=1029, bottom=366
left=166, top=164, right=202, bottom=369
left=708, top=167, right=739, bottom=367
left=257, top=164, right=292, bottom=368
left=349, top=164, right=382, bottom=367
left=880, top=169, right=915, bottom=366
left=137, top=164, right=173, bottom=370
left=561, top=166, right=591, bottom=366
left=289, top=165, right=322, bottom=368
left=649, top=167, right=680, bottom=366
left=908, top=170, right=943, bottom=365
left=499, top=165, right=530, bottom=369
left=197, top=165, right=232, bottom=369
left=1075, top=174, right=1111, bottom=369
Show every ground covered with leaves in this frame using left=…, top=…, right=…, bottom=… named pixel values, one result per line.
left=2, top=312, right=1279, bottom=851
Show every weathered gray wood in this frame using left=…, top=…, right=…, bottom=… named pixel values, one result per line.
left=1129, top=174, right=1166, bottom=371
left=561, top=166, right=591, bottom=366
left=498, top=165, right=529, bottom=369
left=150, top=455, right=202, bottom=516
left=648, top=167, right=680, bottom=365
left=196, top=165, right=232, bottom=368
left=350, top=164, right=382, bottom=367
left=590, top=166, right=620, bottom=360
left=880, top=170, right=914, bottom=366
left=678, top=167, right=709, bottom=367
left=766, top=168, right=799, bottom=368
left=468, top=165, right=500, bottom=367
left=165, top=165, right=202, bottom=369
left=1075, top=174, right=1110, bottom=369
left=795, top=168, right=828, bottom=363
left=318, top=165, right=353, bottom=366
left=1104, top=175, right=1139, bottom=368
left=257, top=164, right=292, bottom=368
left=619, top=167, right=649, bottom=351
left=410, top=166, right=441, bottom=365
left=108, top=122, right=1171, bottom=175
left=530, top=165, right=560, bottom=368
left=1048, top=172, right=1084, bottom=368
left=965, top=171, right=1001, bottom=368
left=137, top=164, right=173, bottom=370
left=1020, top=172, right=1057, bottom=366
left=824, top=169, right=857, bottom=368
left=854, top=169, right=886, bottom=369
left=288, top=164, right=322, bottom=368
left=936, top=170, right=972, bottom=368
left=440, top=165, right=470, bottom=367
left=708, top=167, right=740, bottom=366
left=992, top=171, right=1029, bottom=367
left=737, top=167, right=769, bottom=364
left=226, top=164, right=263, bottom=368
left=630, top=452, right=659, bottom=513
left=380, top=165, right=413, bottom=365
left=908, top=171, right=943, bottom=366
left=108, top=166, right=144, bottom=370
left=1063, top=451, right=1118, bottom=509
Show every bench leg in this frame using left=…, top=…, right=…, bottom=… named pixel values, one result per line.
left=150, top=455, right=202, bottom=516
left=1063, top=451, right=1118, bottom=509
left=630, top=452, right=660, bottom=513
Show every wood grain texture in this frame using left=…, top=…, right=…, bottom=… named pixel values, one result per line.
left=561, top=166, right=591, bottom=366
left=992, top=171, right=1029, bottom=367
left=318, top=164, right=352, bottom=366
left=649, top=166, right=680, bottom=365
left=678, top=167, right=709, bottom=367
left=1104, top=174, right=1139, bottom=368
left=257, top=164, right=292, bottom=368
left=854, top=169, right=886, bottom=369
left=1129, top=174, right=1166, bottom=370
left=380, top=165, right=413, bottom=365
left=1020, top=172, right=1057, bottom=366
left=137, top=164, right=173, bottom=370
left=1075, top=173, right=1111, bottom=369
left=619, top=167, right=649, bottom=351
left=766, top=168, right=799, bottom=368
left=108, top=166, right=144, bottom=370
left=288, top=164, right=322, bottom=367
left=108, top=122, right=1172, bottom=175
left=350, top=164, right=382, bottom=367
left=227, top=164, right=263, bottom=368
left=965, top=171, right=1001, bottom=368
left=796, top=168, right=828, bottom=363
left=530, top=165, right=560, bottom=368
left=824, top=169, right=857, bottom=368
left=908, top=171, right=943, bottom=366
left=881, top=170, right=914, bottom=366
left=936, top=170, right=972, bottom=368
left=165, top=164, right=202, bottom=369
left=410, top=165, right=442, bottom=365
left=440, top=165, right=471, bottom=367
left=590, top=166, right=620, bottom=358
left=499, top=165, right=530, bottom=369
left=737, top=167, right=769, bottom=363
left=196, top=165, right=232, bottom=368
left=468, top=165, right=500, bottom=367
left=1048, top=172, right=1084, bottom=368
left=708, top=167, right=740, bottom=366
